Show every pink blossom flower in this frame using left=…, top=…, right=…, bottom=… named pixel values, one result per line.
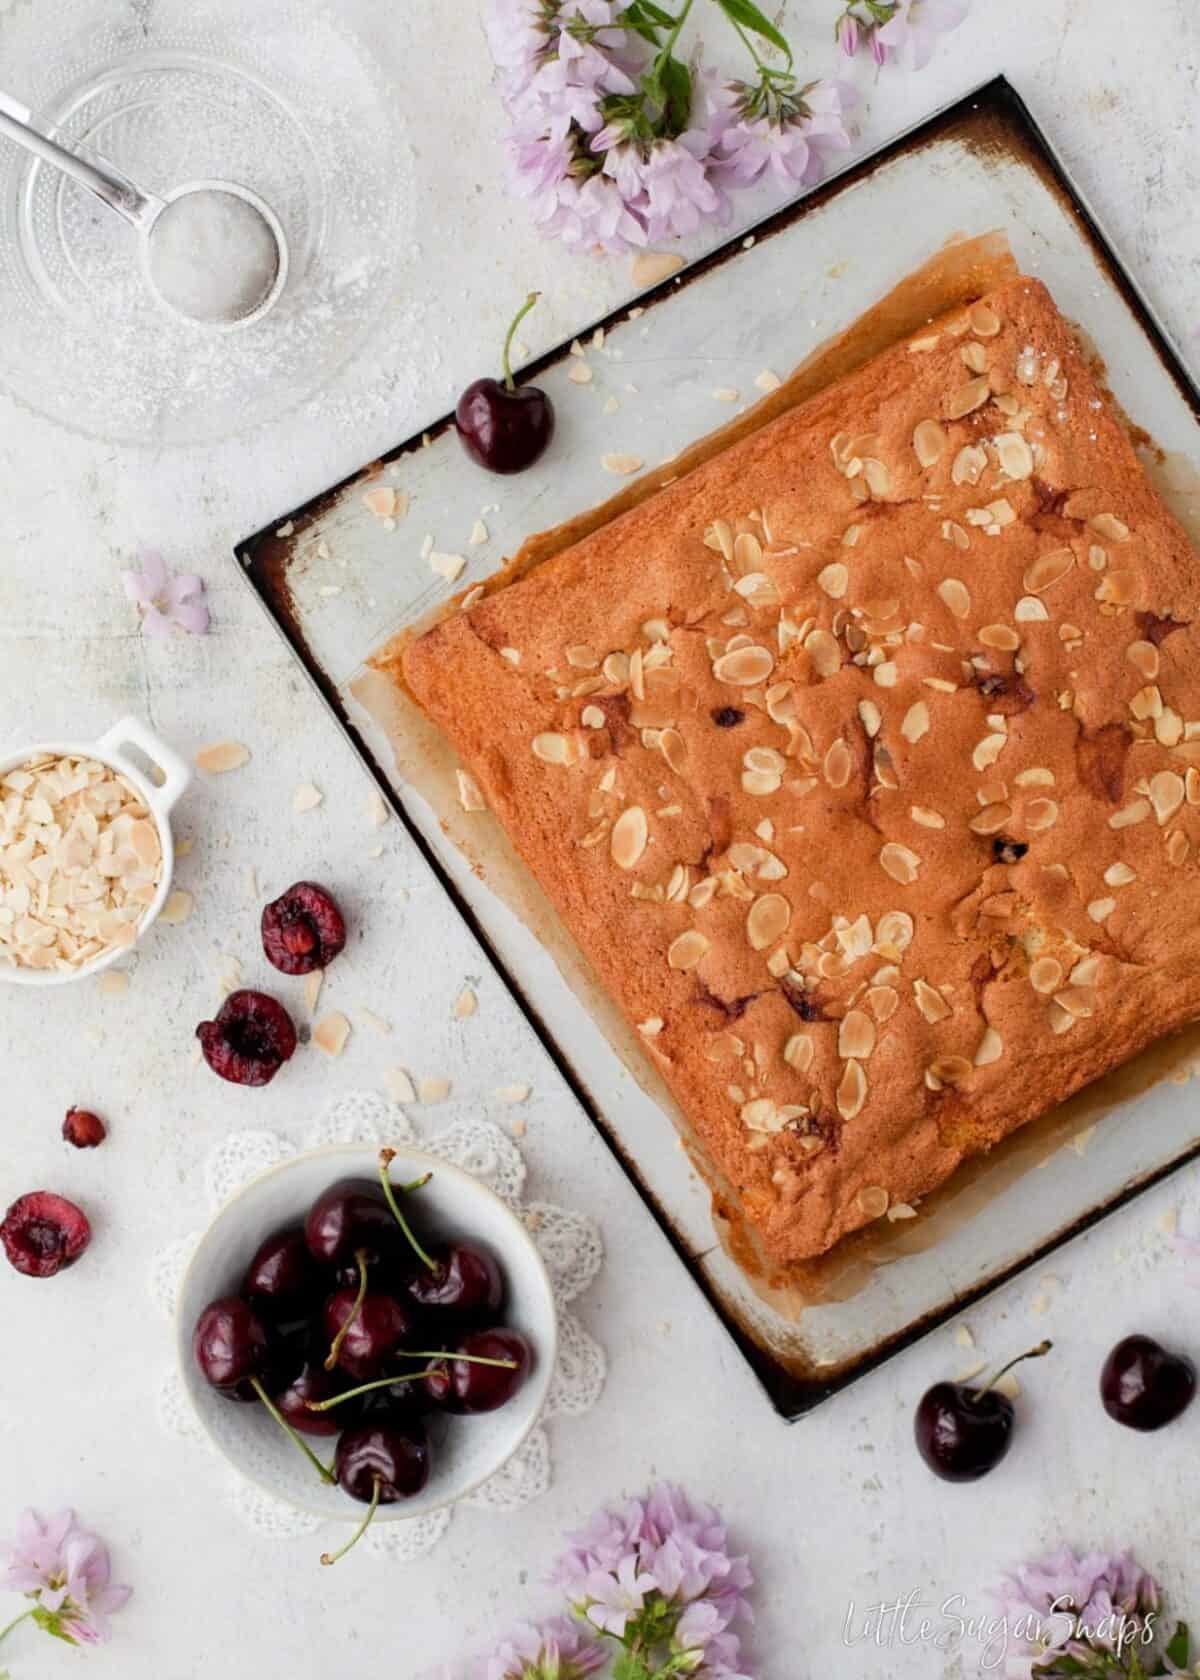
left=990, top=1545, right=1164, bottom=1676
left=0, top=1509, right=131, bottom=1651
left=599, top=134, right=728, bottom=241
left=837, top=12, right=860, bottom=56
left=876, top=0, right=968, bottom=71
left=477, top=1615, right=606, bottom=1680
left=707, top=78, right=854, bottom=191
left=121, top=550, right=209, bottom=638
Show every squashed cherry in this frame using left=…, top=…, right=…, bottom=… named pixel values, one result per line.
left=261, top=881, right=346, bottom=977
left=62, top=1107, right=106, bottom=1149
left=455, top=293, right=554, bottom=475
left=196, top=989, right=297, bottom=1087
left=1, top=1192, right=92, bottom=1278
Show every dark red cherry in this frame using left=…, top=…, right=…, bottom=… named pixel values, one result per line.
left=261, top=881, right=346, bottom=977
left=1, top=1192, right=92, bottom=1278
left=334, top=1416, right=430, bottom=1505
left=323, top=1288, right=414, bottom=1380
left=304, top=1178, right=400, bottom=1268
left=455, top=293, right=554, bottom=475
left=1100, top=1334, right=1196, bottom=1431
left=242, top=1227, right=319, bottom=1319
left=193, top=1296, right=271, bottom=1398
left=914, top=1382, right=1013, bottom=1482
left=425, top=1327, right=531, bottom=1414
left=273, top=1358, right=362, bottom=1438
left=406, top=1241, right=504, bottom=1319
left=914, top=1342, right=1051, bottom=1482
left=196, top=990, right=297, bottom=1087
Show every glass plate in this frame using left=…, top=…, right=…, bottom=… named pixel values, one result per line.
left=0, top=0, right=405, bottom=445
left=237, top=80, right=1200, bottom=1416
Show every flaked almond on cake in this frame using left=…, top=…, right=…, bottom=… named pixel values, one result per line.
left=383, top=275, right=1200, bottom=1264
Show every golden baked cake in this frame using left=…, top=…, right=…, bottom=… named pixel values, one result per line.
left=395, top=275, right=1200, bottom=1263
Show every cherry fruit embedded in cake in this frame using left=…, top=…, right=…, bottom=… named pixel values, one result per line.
left=1100, top=1334, right=1196, bottom=1431
left=456, top=293, right=554, bottom=475
left=260, top=881, right=346, bottom=976
left=196, top=989, right=297, bottom=1086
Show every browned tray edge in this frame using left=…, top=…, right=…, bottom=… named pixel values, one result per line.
left=234, top=75, right=1200, bottom=1420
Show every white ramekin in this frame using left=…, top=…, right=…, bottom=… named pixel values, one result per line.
left=0, top=715, right=191, bottom=987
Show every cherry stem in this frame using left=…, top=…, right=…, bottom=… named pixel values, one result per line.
left=0, top=1608, right=34, bottom=1649
left=320, top=1476, right=381, bottom=1567
left=501, top=292, right=539, bottom=393
left=304, top=1351, right=519, bottom=1413
left=970, top=1340, right=1053, bottom=1403
left=378, top=1151, right=438, bottom=1273
left=249, top=1377, right=336, bottom=1484
left=397, top=1350, right=520, bottom=1367
left=325, top=1248, right=370, bottom=1372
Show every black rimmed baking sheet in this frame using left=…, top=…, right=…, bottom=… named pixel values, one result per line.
left=236, top=77, right=1200, bottom=1418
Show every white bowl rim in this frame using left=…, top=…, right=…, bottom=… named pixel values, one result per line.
left=175, top=1141, right=559, bottom=1522
left=0, top=717, right=190, bottom=987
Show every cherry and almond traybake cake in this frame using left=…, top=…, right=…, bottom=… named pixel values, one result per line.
left=395, top=274, right=1200, bottom=1264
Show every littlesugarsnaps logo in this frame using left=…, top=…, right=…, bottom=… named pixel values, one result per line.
left=841, top=1589, right=1159, bottom=1671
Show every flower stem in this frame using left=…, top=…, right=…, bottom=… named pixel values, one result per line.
left=378, top=1151, right=439, bottom=1273
left=320, top=1476, right=381, bottom=1567
left=0, top=1610, right=33, bottom=1650
left=501, top=293, right=540, bottom=392
left=325, top=1248, right=370, bottom=1372
left=250, top=1377, right=336, bottom=1484
left=657, top=0, right=696, bottom=63
left=970, top=1340, right=1053, bottom=1403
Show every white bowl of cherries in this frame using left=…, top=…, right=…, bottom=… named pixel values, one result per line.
left=178, top=1143, right=556, bottom=1561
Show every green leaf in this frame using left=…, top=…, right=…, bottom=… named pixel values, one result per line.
left=620, top=0, right=677, bottom=45
left=612, top=1651, right=656, bottom=1680
left=657, top=54, right=692, bottom=136
left=712, top=0, right=793, bottom=61
left=1164, top=1620, right=1192, bottom=1668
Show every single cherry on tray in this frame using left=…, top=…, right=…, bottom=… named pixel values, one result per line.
left=261, top=881, right=346, bottom=977
left=455, top=292, right=554, bottom=475
left=196, top=989, right=297, bottom=1087
left=914, top=1341, right=1051, bottom=1482
left=1, top=1191, right=92, bottom=1278
left=1100, top=1334, right=1196, bottom=1431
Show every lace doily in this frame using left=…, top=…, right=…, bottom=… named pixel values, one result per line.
left=151, top=1092, right=605, bottom=1559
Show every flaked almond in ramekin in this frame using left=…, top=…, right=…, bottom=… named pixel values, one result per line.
left=0, top=717, right=190, bottom=986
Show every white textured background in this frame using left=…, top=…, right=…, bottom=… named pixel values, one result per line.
left=0, top=2, right=1198, bottom=1677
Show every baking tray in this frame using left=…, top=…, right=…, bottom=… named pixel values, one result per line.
left=236, top=77, right=1200, bottom=1417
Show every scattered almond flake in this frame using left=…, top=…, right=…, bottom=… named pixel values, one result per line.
left=602, top=395, right=620, bottom=415
left=384, top=1066, right=416, bottom=1104
left=318, top=584, right=342, bottom=598
left=313, top=1011, right=351, bottom=1058
left=302, top=968, right=324, bottom=1015
left=175, top=836, right=194, bottom=858
left=429, top=550, right=467, bottom=582
left=97, top=970, right=130, bottom=997
left=494, top=1083, right=531, bottom=1104
left=993, top=1373, right=1022, bottom=1401
left=159, top=890, right=193, bottom=926
left=358, top=1007, right=392, bottom=1035
left=460, top=584, right=485, bottom=611
left=293, top=782, right=323, bottom=813
left=457, top=769, right=486, bottom=812
left=754, top=369, right=782, bottom=392
left=712, top=386, right=739, bottom=402
left=195, top=740, right=250, bottom=774
left=276, top=520, right=295, bottom=537
left=366, top=845, right=384, bottom=860
left=956, top=1360, right=988, bottom=1383
left=954, top=1324, right=975, bottom=1350
left=363, top=485, right=397, bottom=518
left=857, top=1184, right=888, bottom=1219
left=453, top=986, right=478, bottom=1019
left=887, top=1203, right=917, bottom=1222
left=567, top=362, right=593, bottom=385
left=1159, top=1207, right=1179, bottom=1236
left=468, top=519, right=489, bottom=546
left=630, top=250, right=684, bottom=287
left=1087, top=897, right=1116, bottom=924
left=417, top=1074, right=451, bottom=1104
left=601, top=452, right=643, bottom=475
left=84, top=1025, right=105, bottom=1049
left=365, top=787, right=389, bottom=829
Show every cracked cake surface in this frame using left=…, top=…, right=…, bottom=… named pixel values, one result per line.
left=393, top=274, right=1200, bottom=1263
